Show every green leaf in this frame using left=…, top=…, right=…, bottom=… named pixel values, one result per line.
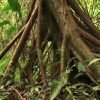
left=65, top=94, right=73, bottom=100
left=50, top=71, right=68, bottom=100
left=6, top=26, right=16, bottom=37
left=0, top=20, right=10, bottom=27
left=92, top=86, right=100, bottom=91
left=74, top=72, right=84, bottom=79
left=0, top=5, right=11, bottom=13
left=8, top=0, right=22, bottom=17
left=78, top=62, right=86, bottom=72
left=87, top=58, right=100, bottom=67
left=8, top=0, right=20, bottom=11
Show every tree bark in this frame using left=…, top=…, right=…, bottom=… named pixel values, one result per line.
left=45, top=0, right=100, bottom=84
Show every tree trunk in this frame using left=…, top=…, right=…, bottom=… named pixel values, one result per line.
left=0, top=0, right=100, bottom=92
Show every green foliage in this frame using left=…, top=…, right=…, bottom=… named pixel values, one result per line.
left=6, top=25, right=16, bottom=37
left=0, top=53, right=10, bottom=73
left=14, top=69, right=20, bottom=82
left=88, top=58, right=100, bottom=67
left=92, top=86, right=100, bottom=91
left=8, top=0, right=22, bottom=17
left=0, top=20, right=10, bottom=27
left=1, top=5, right=11, bottom=13
left=24, top=85, right=44, bottom=100
left=50, top=71, right=68, bottom=100
left=78, top=0, right=100, bottom=28
left=77, top=62, right=86, bottom=72
left=66, top=94, right=75, bottom=100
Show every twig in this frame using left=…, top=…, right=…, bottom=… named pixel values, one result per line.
left=10, top=86, right=25, bottom=100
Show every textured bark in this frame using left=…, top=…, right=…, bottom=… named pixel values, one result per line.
left=67, top=0, right=100, bottom=39
left=60, top=31, right=70, bottom=73
left=36, top=0, right=48, bottom=86
left=45, top=0, right=100, bottom=83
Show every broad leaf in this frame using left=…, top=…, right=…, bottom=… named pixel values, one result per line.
left=78, top=62, right=86, bottom=72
